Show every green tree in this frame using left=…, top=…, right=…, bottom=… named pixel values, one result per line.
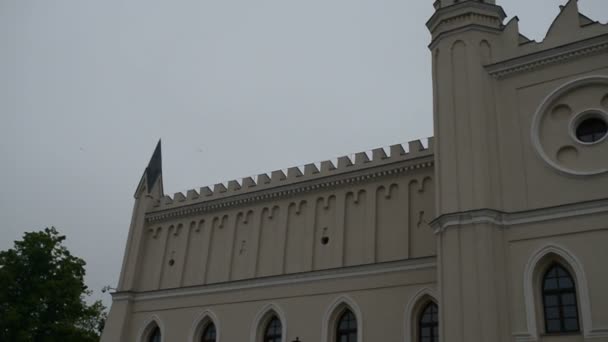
left=0, top=227, right=106, bottom=342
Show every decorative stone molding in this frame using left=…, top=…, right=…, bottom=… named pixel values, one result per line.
left=149, top=138, right=433, bottom=215
left=250, top=303, right=288, bottom=342
left=426, top=1, right=505, bottom=35
left=487, top=35, right=608, bottom=79
left=519, top=243, right=608, bottom=341
left=404, top=287, right=438, bottom=342
left=146, top=158, right=434, bottom=223
left=189, top=310, right=221, bottom=342
left=321, top=295, right=363, bottom=342
left=137, top=314, right=165, bottom=342
left=431, top=198, right=608, bottom=233
left=111, top=257, right=436, bottom=303
left=530, top=75, right=608, bottom=176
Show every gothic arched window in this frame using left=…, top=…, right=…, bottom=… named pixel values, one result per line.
left=542, top=264, right=580, bottom=333
left=201, top=323, right=216, bottom=342
left=419, top=302, right=438, bottom=342
left=336, top=309, right=357, bottom=342
left=149, top=326, right=161, bottom=342
left=264, top=316, right=282, bottom=342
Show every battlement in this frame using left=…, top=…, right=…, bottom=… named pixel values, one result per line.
left=151, top=137, right=434, bottom=212
left=487, top=0, right=608, bottom=78
left=498, top=1, right=606, bottom=56
left=429, top=0, right=608, bottom=80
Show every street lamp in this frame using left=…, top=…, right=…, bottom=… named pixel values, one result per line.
left=101, top=285, right=117, bottom=293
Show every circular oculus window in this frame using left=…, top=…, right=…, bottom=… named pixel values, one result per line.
left=570, top=110, right=608, bottom=145
left=531, top=76, right=608, bottom=176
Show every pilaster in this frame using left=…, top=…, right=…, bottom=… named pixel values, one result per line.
left=428, top=2, right=511, bottom=342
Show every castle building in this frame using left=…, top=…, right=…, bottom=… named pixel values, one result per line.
left=101, top=1, right=608, bottom=341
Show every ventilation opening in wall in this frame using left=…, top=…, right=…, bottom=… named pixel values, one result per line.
left=321, top=237, right=329, bottom=245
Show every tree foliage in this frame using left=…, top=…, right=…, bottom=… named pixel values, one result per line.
left=0, top=227, right=106, bottom=342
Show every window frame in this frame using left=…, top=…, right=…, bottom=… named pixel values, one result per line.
left=139, top=316, right=164, bottom=342
left=541, top=263, right=581, bottom=334
left=148, top=326, right=162, bottom=342
left=417, top=302, right=439, bottom=342
left=322, top=296, right=362, bottom=342
left=263, top=316, right=282, bottom=342
left=335, top=309, right=357, bottom=342
left=201, top=322, right=217, bottom=342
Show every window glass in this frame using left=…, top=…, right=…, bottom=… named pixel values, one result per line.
left=149, top=326, right=161, bottom=342
left=336, top=310, right=357, bottom=342
left=542, top=264, right=580, bottom=333
left=576, top=117, right=608, bottom=143
left=264, top=316, right=282, bottom=342
left=202, top=323, right=216, bottom=342
left=418, top=302, right=438, bottom=342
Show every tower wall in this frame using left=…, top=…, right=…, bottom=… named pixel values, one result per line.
left=429, top=1, right=608, bottom=341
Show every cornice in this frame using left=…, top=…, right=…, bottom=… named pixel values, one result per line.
left=111, top=256, right=436, bottom=302
left=145, top=157, right=434, bottom=223
left=431, top=198, right=608, bottom=233
left=426, top=1, right=506, bottom=33
left=428, top=24, right=502, bottom=50
left=427, top=2, right=505, bottom=48
left=486, top=34, right=608, bottom=79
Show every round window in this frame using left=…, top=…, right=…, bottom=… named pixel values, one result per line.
left=574, top=115, right=608, bottom=144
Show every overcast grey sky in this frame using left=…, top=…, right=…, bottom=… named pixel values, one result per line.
left=2, top=0, right=606, bottom=307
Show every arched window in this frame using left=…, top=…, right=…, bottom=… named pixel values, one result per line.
left=264, top=316, right=282, bottom=342
left=418, top=302, right=438, bottom=342
left=149, top=326, right=161, bottom=342
left=201, top=323, right=216, bottom=342
left=542, top=264, right=580, bottom=333
left=336, top=310, right=357, bottom=342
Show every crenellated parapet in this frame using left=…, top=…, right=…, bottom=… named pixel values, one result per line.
left=147, top=137, right=434, bottom=221
left=136, top=152, right=437, bottom=291
left=487, top=1, right=608, bottom=78
left=428, top=1, right=608, bottom=80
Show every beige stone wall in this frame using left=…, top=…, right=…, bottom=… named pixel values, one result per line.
left=136, top=154, right=436, bottom=292
left=506, top=212, right=608, bottom=341
left=429, top=1, right=608, bottom=342
left=101, top=139, right=439, bottom=341
left=121, top=257, right=437, bottom=342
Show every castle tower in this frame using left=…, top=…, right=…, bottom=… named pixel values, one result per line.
left=428, top=0, right=505, bottom=215
left=428, top=2, right=511, bottom=341
left=429, top=0, right=608, bottom=341
left=117, top=140, right=164, bottom=291
left=102, top=141, right=164, bottom=342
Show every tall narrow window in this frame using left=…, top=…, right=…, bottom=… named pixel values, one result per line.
left=542, top=264, right=580, bottom=333
left=419, top=302, right=438, bottom=342
left=336, top=309, right=357, bottom=342
left=264, top=316, right=282, bottom=342
left=201, top=323, right=216, bottom=342
left=149, top=326, right=161, bottom=342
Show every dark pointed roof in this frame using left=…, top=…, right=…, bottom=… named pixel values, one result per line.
left=145, top=140, right=162, bottom=192
left=134, top=140, right=163, bottom=197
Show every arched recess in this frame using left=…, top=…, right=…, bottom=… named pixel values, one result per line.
left=250, top=303, right=287, bottom=342
left=321, top=295, right=363, bottom=342
left=522, top=243, right=598, bottom=339
left=189, top=309, right=221, bottom=342
left=137, top=314, right=165, bottom=342
left=404, top=287, right=439, bottom=342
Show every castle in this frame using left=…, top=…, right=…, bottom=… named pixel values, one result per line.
left=101, top=0, right=608, bottom=341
